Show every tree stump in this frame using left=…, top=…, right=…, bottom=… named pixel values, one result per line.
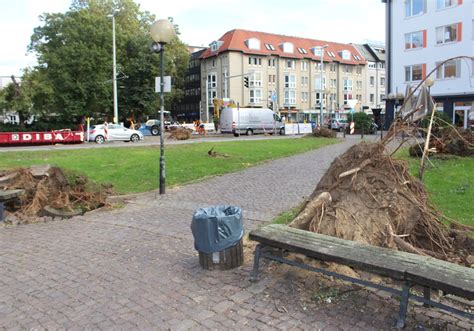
left=198, top=239, right=243, bottom=270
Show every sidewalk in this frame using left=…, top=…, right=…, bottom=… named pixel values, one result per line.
left=0, top=138, right=469, bottom=330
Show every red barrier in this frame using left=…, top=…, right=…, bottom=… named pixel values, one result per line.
left=0, top=130, right=84, bottom=146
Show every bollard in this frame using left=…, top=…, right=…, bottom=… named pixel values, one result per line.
left=343, top=129, right=346, bottom=138
left=361, top=126, right=364, bottom=139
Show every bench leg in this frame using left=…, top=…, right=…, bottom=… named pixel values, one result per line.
left=396, top=282, right=411, bottom=329
left=0, top=202, right=4, bottom=222
left=423, top=287, right=431, bottom=308
left=251, top=244, right=263, bottom=279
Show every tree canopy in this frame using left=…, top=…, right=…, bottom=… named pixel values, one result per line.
left=25, top=0, right=188, bottom=124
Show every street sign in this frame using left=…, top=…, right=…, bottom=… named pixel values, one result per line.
left=155, top=76, right=171, bottom=93
left=271, top=92, right=277, bottom=102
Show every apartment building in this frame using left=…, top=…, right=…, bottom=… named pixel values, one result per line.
left=200, top=29, right=368, bottom=123
left=383, top=0, right=474, bottom=129
left=175, top=47, right=205, bottom=122
left=353, top=44, right=386, bottom=114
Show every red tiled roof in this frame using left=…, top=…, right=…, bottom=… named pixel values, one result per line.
left=200, top=29, right=366, bottom=65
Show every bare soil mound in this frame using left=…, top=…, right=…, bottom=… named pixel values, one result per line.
left=169, top=127, right=192, bottom=140
left=289, top=142, right=473, bottom=265
left=311, top=128, right=336, bottom=138
left=1, top=166, right=109, bottom=223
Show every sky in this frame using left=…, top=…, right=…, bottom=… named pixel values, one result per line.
left=0, top=0, right=385, bottom=82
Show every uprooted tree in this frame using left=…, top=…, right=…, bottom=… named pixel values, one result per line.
left=289, top=56, right=474, bottom=266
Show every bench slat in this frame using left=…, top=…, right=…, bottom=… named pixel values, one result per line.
left=249, top=224, right=474, bottom=300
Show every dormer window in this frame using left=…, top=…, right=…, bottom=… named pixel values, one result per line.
left=339, top=50, right=351, bottom=60
left=210, top=40, right=223, bottom=52
left=264, top=43, right=275, bottom=51
left=245, top=38, right=261, bottom=50
left=297, top=47, right=307, bottom=54
left=280, top=42, right=294, bottom=53
left=311, top=47, right=325, bottom=57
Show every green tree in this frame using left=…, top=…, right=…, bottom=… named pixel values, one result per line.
left=28, top=0, right=188, bottom=123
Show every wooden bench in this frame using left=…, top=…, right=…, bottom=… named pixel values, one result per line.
left=0, top=189, right=24, bottom=221
left=249, top=224, right=474, bottom=328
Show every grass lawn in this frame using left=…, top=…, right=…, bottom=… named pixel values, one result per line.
left=395, top=149, right=474, bottom=226
left=0, top=137, right=338, bottom=194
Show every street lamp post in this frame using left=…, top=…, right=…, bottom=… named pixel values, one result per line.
left=150, top=19, right=176, bottom=195
left=318, top=45, right=329, bottom=127
left=111, top=14, right=118, bottom=124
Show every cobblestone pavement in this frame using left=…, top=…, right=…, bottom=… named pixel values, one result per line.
left=0, top=137, right=472, bottom=330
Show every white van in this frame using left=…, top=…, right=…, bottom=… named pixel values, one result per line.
left=219, top=107, right=285, bottom=136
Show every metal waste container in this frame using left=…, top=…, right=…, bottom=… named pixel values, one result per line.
left=191, top=205, right=244, bottom=270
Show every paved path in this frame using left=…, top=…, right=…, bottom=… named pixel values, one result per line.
left=0, top=138, right=470, bottom=330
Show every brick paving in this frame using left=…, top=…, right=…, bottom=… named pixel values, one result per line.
left=0, top=137, right=472, bottom=330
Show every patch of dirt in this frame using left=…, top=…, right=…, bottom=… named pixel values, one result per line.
left=289, top=142, right=473, bottom=266
left=311, top=128, right=337, bottom=138
left=169, top=127, right=192, bottom=140
left=1, top=166, right=110, bottom=224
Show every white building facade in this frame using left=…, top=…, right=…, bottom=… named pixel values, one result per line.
left=383, top=0, right=474, bottom=129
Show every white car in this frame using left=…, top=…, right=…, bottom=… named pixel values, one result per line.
left=87, top=124, right=144, bottom=144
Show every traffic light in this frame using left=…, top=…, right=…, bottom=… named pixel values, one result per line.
left=244, top=76, right=249, bottom=88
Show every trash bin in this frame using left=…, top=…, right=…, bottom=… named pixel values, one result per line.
left=191, top=205, right=244, bottom=270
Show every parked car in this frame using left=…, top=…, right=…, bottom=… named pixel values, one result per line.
left=87, top=124, right=144, bottom=144
left=329, top=119, right=348, bottom=132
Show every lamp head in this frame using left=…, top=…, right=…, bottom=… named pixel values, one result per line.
left=150, top=19, right=176, bottom=44
left=425, top=78, right=434, bottom=88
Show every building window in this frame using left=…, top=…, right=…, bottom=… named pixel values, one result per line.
left=284, top=90, right=296, bottom=105
left=343, top=65, right=352, bottom=73
left=436, top=59, right=461, bottom=79
left=356, top=94, right=362, bottom=101
left=405, top=64, right=423, bottom=81
left=370, top=76, right=375, bottom=86
left=286, top=60, right=296, bottom=69
left=297, top=47, right=307, bottom=54
left=249, top=57, right=262, bottom=66
left=343, top=93, right=352, bottom=105
left=315, top=76, right=326, bottom=90
left=368, top=62, right=376, bottom=69
left=405, top=0, right=425, bottom=17
left=380, top=77, right=385, bottom=85
left=207, top=73, right=217, bottom=88
left=268, top=74, right=276, bottom=84
left=370, top=94, right=375, bottom=103
left=301, top=92, right=309, bottom=102
left=405, top=31, right=425, bottom=49
left=436, top=24, right=459, bottom=44
left=356, top=81, right=362, bottom=90
left=281, top=42, right=294, bottom=54
left=343, top=79, right=352, bottom=91
left=437, top=0, right=456, bottom=10
left=380, top=94, right=385, bottom=101
left=265, top=43, right=275, bottom=51
left=356, top=67, right=362, bottom=74
left=301, top=76, right=309, bottom=86
left=268, top=58, right=276, bottom=67
left=249, top=72, right=262, bottom=87
left=249, top=89, right=262, bottom=104
left=301, top=61, right=308, bottom=71
left=284, top=74, right=296, bottom=88
left=331, top=79, right=337, bottom=88
left=330, top=64, right=337, bottom=72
